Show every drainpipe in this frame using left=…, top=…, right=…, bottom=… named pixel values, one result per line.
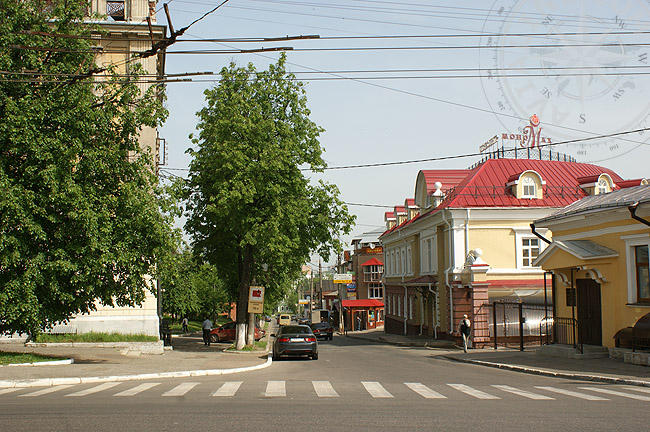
left=442, top=211, right=454, bottom=334
left=530, top=223, right=551, bottom=245
left=629, top=202, right=650, bottom=227
left=419, top=288, right=424, bottom=336
left=428, top=284, right=438, bottom=339
left=465, top=209, right=471, bottom=259
left=404, top=285, right=408, bottom=336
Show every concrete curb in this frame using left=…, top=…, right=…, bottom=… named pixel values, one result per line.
left=0, top=354, right=273, bottom=389
left=1, top=359, right=74, bottom=367
left=444, top=355, right=650, bottom=388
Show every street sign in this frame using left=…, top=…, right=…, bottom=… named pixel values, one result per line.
left=333, top=273, right=353, bottom=284
left=248, top=285, right=265, bottom=313
left=299, top=299, right=309, bottom=305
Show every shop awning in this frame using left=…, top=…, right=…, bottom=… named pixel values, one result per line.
left=342, top=299, right=384, bottom=308
left=361, top=257, right=384, bottom=266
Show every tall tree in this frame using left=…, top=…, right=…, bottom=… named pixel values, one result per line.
left=0, top=1, right=172, bottom=336
left=185, top=54, right=355, bottom=349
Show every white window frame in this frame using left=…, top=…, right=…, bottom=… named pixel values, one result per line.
left=420, top=236, right=437, bottom=274
left=521, top=237, right=540, bottom=267
left=514, top=229, right=547, bottom=269
left=597, top=178, right=609, bottom=195
left=368, top=283, right=383, bottom=299
left=623, top=234, right=650, bottom=304
left=522, top=176, right=536, bottom=198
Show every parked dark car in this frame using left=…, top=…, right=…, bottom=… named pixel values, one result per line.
left=297, top=317, right=310, bottom=325
left=272, top=325, right=318, bottom=360
left=310, top=322, right=334, bottom=340
left=210, top=321, right=265, bottom=343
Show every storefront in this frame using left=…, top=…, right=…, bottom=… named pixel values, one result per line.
left=342, top=299, right=384, bottom=331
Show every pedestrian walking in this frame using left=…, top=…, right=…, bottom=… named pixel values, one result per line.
left=459, top=314, right=471, bottom=353
left=181, top=317, right=189, bottom=334
left=202, top=318, right=213, bottom=346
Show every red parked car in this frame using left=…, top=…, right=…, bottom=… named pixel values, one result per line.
left=210, top=322, right=265, bottom=343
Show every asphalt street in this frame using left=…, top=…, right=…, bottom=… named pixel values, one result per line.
left=2, top=335, right=650, bottom=432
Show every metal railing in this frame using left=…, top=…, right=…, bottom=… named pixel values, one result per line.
left=468, top=146, right=576, bottom=170
left=554, top=317, right=582, bottom=353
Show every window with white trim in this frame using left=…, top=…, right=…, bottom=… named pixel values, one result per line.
left=522, top=237, right=540, bottom=267
left=420, top=236, right=436, bottom=273
left=522, top=176, right=536, bottom=198
left=406, top=246, right=412, bottom=274
left=597, top=178, right=609, bottom=195
left=364, top=265, right=382, bottom=283
left=623, top=234, right=650, bottom=304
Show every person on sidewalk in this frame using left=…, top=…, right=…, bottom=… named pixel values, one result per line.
left=202, top=318, right=213, bottom=346
left=356, top=316, right=361, bottom=331
left=182, top=317, right=189, bottom=334
left=459, top=314, right=471, bottom=353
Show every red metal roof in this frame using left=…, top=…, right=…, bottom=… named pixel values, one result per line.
left=342, top=299, right=384, bottom=308
left=360, top=257, right=384, bottom=266
left=421, top=169, right=471, bottom=194
left=438, top=158, right=625, bottom=209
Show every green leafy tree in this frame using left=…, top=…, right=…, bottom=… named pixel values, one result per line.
left=0, top=1, right=172, bottom=336
left=185, top=54, right=355, bottom=348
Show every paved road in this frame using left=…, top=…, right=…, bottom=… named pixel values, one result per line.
left=2, top=336, right=649, bottom=431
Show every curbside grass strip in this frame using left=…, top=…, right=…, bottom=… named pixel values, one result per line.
left=444, top=355, right=650, bottom=388
left=0, top=354, right=272, bottom=389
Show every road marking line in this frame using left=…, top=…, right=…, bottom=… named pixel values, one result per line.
left=492, top=385, right=554, bottom=400
left=534, top=386, right=608, bottom=401
left=0, top=388, right=21, bottom=395
left=313, top=381, right=339, bottom=398
left=447, top=384, right=500, bottom=399
left=362, top=381, right=393, bottom=398
left=265, top=381, right=286, bottom=397
left=114, top=383, right=160, bottom=397
left=212, top=381, right=242, bottom=397
left=405, top=383, right=446, bottom=399
left=163, top=382, right=200, bottom=397
left=19, top=385, right=75, bottom=397
left=580, top=386, right=650, bottom=401
left=624, top=387, right=650, bottom=394
left=65, top=382, right=121, bottom=397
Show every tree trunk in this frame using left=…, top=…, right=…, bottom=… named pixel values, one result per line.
left=235, top=244, right=254, bottom=350
left=246, top=313, right=255, bottom=346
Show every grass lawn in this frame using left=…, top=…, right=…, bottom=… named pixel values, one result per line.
left=34, top=332, right=158, bottom=343
left=0, top=352, right=66, bottom=365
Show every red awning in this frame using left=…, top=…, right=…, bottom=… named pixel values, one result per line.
left=342, top=299, right=384, bottom=308
left=361, top=257, right=384, bottom=266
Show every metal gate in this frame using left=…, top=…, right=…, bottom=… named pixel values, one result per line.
left=488, top=301, right=553, bottom=350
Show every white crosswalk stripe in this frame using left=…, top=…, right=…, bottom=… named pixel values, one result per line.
left=447, top=384, right=500, bottom=399
left=212, top=381, right=242, bottom=397
left=624, top=386, right=650, bottom=394
left=163, top=382, right=200, bottom=397
left=265, top=381, right=286, bottom=397
left=492, top=385, right=554, bottom=400
left=0, top=388, right=21, bottom=395
left=65, top=382, right=121, bottom=397
left=114, top=383, right=160, bottom=397
left=535, top=386, right=608, bottom=401
left=405, top=383, right=447, bottom=399
left=19, top=385, right=75, bottom=397
left=362, top=381, right=393, bottom=398
left=579, top=387, right=650, bottom=401
left=313, top=381, right=339, bottom=398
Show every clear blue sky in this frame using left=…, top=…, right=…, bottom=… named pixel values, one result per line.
left=158, top=0, right=650, bottom=269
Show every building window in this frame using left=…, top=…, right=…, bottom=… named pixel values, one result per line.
left=107, top=1, right=126, bottom=21
left=635, top=245, right=650, bottom=302
left=597, top=178, right=609, bottom=195
left=406, top=246, right=412, bottom=274
left=368, top=283, right=383, bottom=299
left=522, top=176, right=536, bottom=198
left=522, top=238, right=540, bottom=267
left=364, top=265, right=383, bottom=283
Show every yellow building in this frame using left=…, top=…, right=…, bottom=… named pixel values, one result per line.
left=381, top=150, right=645, bottom=347
left=64, top=1, right=167, bottom=336
left=534, top=184, right=650, bottom=349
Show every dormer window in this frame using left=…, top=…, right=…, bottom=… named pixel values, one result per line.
left=597, top=177, right=611, bottom=195
left=522, top=176, right=536, bottom=198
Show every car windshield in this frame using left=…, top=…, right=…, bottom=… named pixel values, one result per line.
left=310, top=323, right=330, bottom=329
left=279, top=325, right=311, bottom=335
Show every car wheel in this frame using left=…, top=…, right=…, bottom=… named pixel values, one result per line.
left=272, top=350, right=279, bottom=361
left=312, top=353, right=318, bottom=360
left=210, top=334, right=219, bottom=343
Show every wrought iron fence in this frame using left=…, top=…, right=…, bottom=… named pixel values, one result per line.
left=487, top=301, right=553, bottom=351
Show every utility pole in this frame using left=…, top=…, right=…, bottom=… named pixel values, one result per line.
left=337, top=253, right=344, bottom=333
left=319, top=259, right=323, bottom=309
left=310, top=267, right=314, bottom=320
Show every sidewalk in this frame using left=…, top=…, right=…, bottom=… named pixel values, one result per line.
left=0, top=332, right=270, bottom=388
left=345, top=328, right=650, bottom=387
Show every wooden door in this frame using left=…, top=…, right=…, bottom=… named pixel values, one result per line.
left=576, top=279, right=602, bottom=346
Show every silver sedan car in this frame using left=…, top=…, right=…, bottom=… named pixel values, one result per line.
left=271, top=325, right=318, bottom=360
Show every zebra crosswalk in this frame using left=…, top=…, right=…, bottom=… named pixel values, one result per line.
left=3, top=380, right=649, bottom=403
